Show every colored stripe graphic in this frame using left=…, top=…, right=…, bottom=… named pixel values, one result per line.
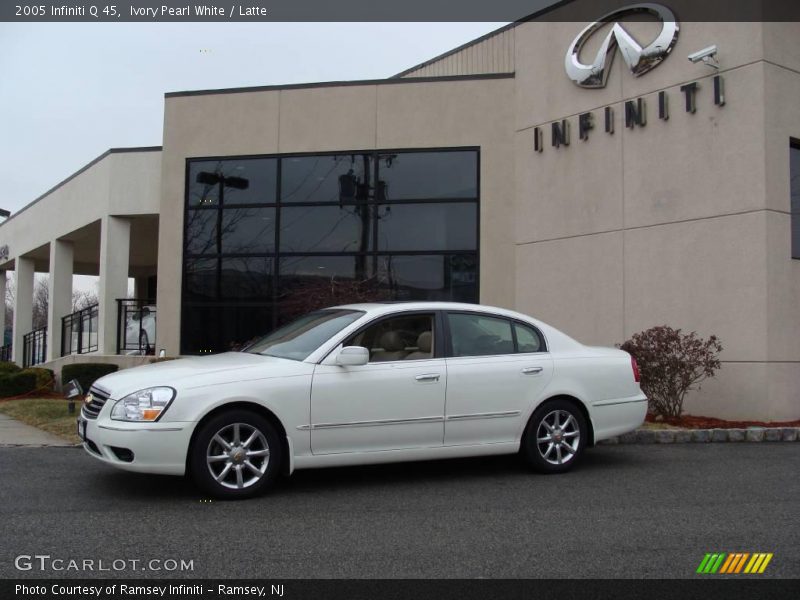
left=697, top=554, right=713, bottom=573
left=698, top=553, right=727, bottom=574
left=710, top=553, right=726, bottom=573
left=699, top=552, right=773, bottom=574
left=734, top=553, right=750, bottom=573
left=719, top=554, right=736, bottom=574
left=758, top=554, right=773, bottom=573
left=744, top=554, right=760, bottom=573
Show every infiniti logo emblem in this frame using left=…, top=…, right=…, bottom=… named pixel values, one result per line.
left=565, top=3, right=679, bottom=88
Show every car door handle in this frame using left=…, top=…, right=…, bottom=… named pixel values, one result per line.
left=521, top=367, right=543, bottom=375
left=415, top=373, right=441, bottom=383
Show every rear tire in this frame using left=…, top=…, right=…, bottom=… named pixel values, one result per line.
left=189, top=409, right=283, bottom=500
left=522, top=399, right=587, bottom=474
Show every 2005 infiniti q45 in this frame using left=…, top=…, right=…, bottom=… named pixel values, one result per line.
left=78, top=302, right=647, bottom=499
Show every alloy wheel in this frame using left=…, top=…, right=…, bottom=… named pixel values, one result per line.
left=535, top=409, right=581, bottom=466
left=206, top=422, right=270, bottom=490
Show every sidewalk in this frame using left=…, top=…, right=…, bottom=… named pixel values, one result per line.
left=0, top=413, right=75, bottom=447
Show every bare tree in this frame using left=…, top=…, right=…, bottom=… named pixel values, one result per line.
left=72, top=289, right=98, bottom=311
left=3, top=278, right=13, bottom=345
left=3, top=276, right=98, bottom=338
left=31, top=277, right=49, bottom=330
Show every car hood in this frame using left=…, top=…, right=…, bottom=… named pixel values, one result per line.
left=92, top=352, right=311, bottom=399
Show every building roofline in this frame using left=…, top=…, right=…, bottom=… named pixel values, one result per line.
left=164, top=72, right=515, bottom=98
left=391, top=22, right=520, bottom=79
left=1, top=146, right=162, bottom=228
left=390, top=0, right=575, bottom=79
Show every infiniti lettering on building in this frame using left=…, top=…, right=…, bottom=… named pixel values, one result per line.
left=534, top=2, right=725, bottom=153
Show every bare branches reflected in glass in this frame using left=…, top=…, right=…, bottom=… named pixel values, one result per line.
left=182, top=149, right=479, bottom=354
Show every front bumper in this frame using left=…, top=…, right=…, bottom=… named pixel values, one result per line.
left=79, top=412, right=194, bottom=476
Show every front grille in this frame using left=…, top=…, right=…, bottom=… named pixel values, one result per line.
left=81, top=386, right=111, bottom=419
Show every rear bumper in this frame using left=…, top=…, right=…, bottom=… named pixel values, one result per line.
left=80, top=416, right=194, bottom=476
left=590, top=394, right=648, bottom=442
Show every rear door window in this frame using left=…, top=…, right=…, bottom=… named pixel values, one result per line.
left=447, top=313, right=515, bottom=357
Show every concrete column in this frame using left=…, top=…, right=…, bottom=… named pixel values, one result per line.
left=12, top=256, right=35, bottom=365
left=98, top=216, right=130, bottom=354
left=46, top=239, right=74, bottom=361
left=0, top=271, right=6, bottom=348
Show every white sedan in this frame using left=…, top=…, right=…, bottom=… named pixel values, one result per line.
left=77, top=302, right=647, bottom=499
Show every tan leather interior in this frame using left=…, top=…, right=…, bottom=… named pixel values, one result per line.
left=370, top=331, right=409, bottom=362
left=405, top=331, right=432, bottom=360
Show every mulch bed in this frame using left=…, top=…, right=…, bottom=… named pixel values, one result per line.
left=646, top=414, right=800, bottom=429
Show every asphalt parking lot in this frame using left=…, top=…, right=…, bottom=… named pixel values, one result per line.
left=0, top=443, right=797, bottom=579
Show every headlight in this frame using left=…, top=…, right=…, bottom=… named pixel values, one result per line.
left=110, top=387, right=175, bottom=422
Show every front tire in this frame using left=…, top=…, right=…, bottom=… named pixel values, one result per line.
left=522, top=399, right=587, bottom=474
left=189, top=409, right=283, bottom=499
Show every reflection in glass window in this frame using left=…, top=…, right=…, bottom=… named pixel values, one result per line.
left=378, top=151, right=478, bottom=200
left=377, top=254, right=477, bottom=303
left=220, top=257, right=273, bottom=300
left=280, top=205, right=372, bottom=253
left=245, top=309, right=364, bottom=361
left=188, top=158, right=277, bottom=206
left=281, top=154, right=373, bottom=204
left=182, top=149, right=479, bottom=354
left=181, top=305, right=275, bottom=354
left=449, top=313, right=515, bottom=357
left=221, top=208, right=276, bottom=254
left=376, top=203, right=477, bottom=252
left=184, top=258, right=218, bottom=300
left=277, top=256, right=377, bottom=323
left=185, top=210, right=218, bottom=255
left=792, top=141, right=800, bottom=259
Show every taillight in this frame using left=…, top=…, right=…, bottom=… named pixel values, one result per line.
left=631, top=356, right=640, bottom=383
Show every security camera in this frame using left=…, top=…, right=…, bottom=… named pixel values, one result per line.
left=688, top=45, right=719, bottom=68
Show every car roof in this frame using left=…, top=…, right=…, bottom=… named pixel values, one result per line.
left=302, top=301, right=586, bottom=364
left=331, top=301, right=535, bottom=321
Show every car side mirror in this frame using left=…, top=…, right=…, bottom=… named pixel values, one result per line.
left=336, top=346, right=369, bottom=366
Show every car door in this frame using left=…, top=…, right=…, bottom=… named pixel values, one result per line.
left=443, top=311, right=553, bottom=446
left=310, top=311, right=446, bottom=455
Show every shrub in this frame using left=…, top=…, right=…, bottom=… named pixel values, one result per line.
left=21, top=367, right=55, bottom=391
left=0, top=372, right=37, bottom=398
left=61, top=363, right=119, bottom=393
left=0, top=361, right=21, bottom=375
left=620, top=326, right=723, bottom=419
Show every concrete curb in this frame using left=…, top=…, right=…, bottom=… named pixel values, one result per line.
left=598, top=427, right=800, bottom=444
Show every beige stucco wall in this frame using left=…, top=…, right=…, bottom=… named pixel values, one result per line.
left=0, top=150, right=162, bottom=271
left=513, top=15, right=799, bottom=419
left=157, top=77, right=516, bottom=355
left=157, top=11, right=798, bottom=420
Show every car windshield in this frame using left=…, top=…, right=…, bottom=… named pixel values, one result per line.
left=244, top=309, right=364, bottom=361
